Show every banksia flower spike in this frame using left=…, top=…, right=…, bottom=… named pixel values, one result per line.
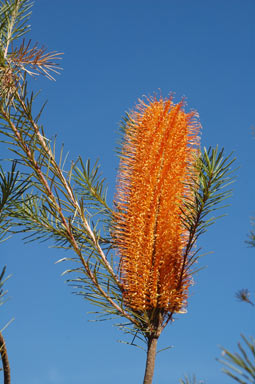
left=114, top=95, right=201, bottom=316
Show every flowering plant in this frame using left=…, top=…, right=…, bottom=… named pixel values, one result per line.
left=0, top=1, right=235, bottom=383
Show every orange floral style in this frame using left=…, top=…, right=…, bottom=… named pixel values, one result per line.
left=114, top=96, right=201, bottom=313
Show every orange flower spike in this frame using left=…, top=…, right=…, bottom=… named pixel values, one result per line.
left=114, top=96, right=201, bottom=313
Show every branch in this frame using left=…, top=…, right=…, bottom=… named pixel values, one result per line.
left=0, top=91, right=141, bottom=329
left=0, top=331, right=10, bottom=384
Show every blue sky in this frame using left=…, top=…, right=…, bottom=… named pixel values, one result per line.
left=1, top=0, right=255, bottom=383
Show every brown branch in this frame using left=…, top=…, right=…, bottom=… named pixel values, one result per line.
left=0, top=331, right=10, bottom=384
left=143, top=313, right=162, bottom=384
left=143, top=335, right=158, bottom=384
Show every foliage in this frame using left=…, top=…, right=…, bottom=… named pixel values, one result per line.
left=247, top=230, right=255, bottom=248
left=179, top=375, right=206, bottom=384
left=0, top=0, right=32, bottom=50
left=0, top=266, right=9, bottom=308
left=218, top=335, right=255, bottom=384
left=0, top=0, right=237, bottom=342
left=0, top=161, right=29, bottom=241
left=0, top=157, right=27, bottom=383
left=0, top=0, right=61, bottom=103
left=0, top=1, right=237, bottom=383
left=236, top=289, right=254, bottom=307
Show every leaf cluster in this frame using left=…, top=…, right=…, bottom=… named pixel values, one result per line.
left=236, top=289, right=254, bottom=307
left=0, top=0, right=62, bottom=104
left=180, top=146, right=236, bottom=278
left=0, top=266, right=10, bottom=307
left=218, top=335, right=255, bottom=384
left=179, top=375, right=206, bottom=384
left=184, top=146, right=235, bottom=241
left=0, top=161, right=29, bottom=241
left=0, top=0, right=32, bottom=52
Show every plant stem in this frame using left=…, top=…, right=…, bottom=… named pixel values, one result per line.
left=0, top=331, right=10, bottom=384
left=143, top=336, right=158, bottom=384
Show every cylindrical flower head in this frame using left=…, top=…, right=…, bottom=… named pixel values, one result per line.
left=113, top=96, right=201, bottom=313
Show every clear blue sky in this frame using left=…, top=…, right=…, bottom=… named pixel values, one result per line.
left=1, top=0, right=255, bottom=383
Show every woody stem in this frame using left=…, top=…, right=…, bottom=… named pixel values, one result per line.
left=0, top=331, right=10, bottom=384
left=143, top=335, right=158, bottom=384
